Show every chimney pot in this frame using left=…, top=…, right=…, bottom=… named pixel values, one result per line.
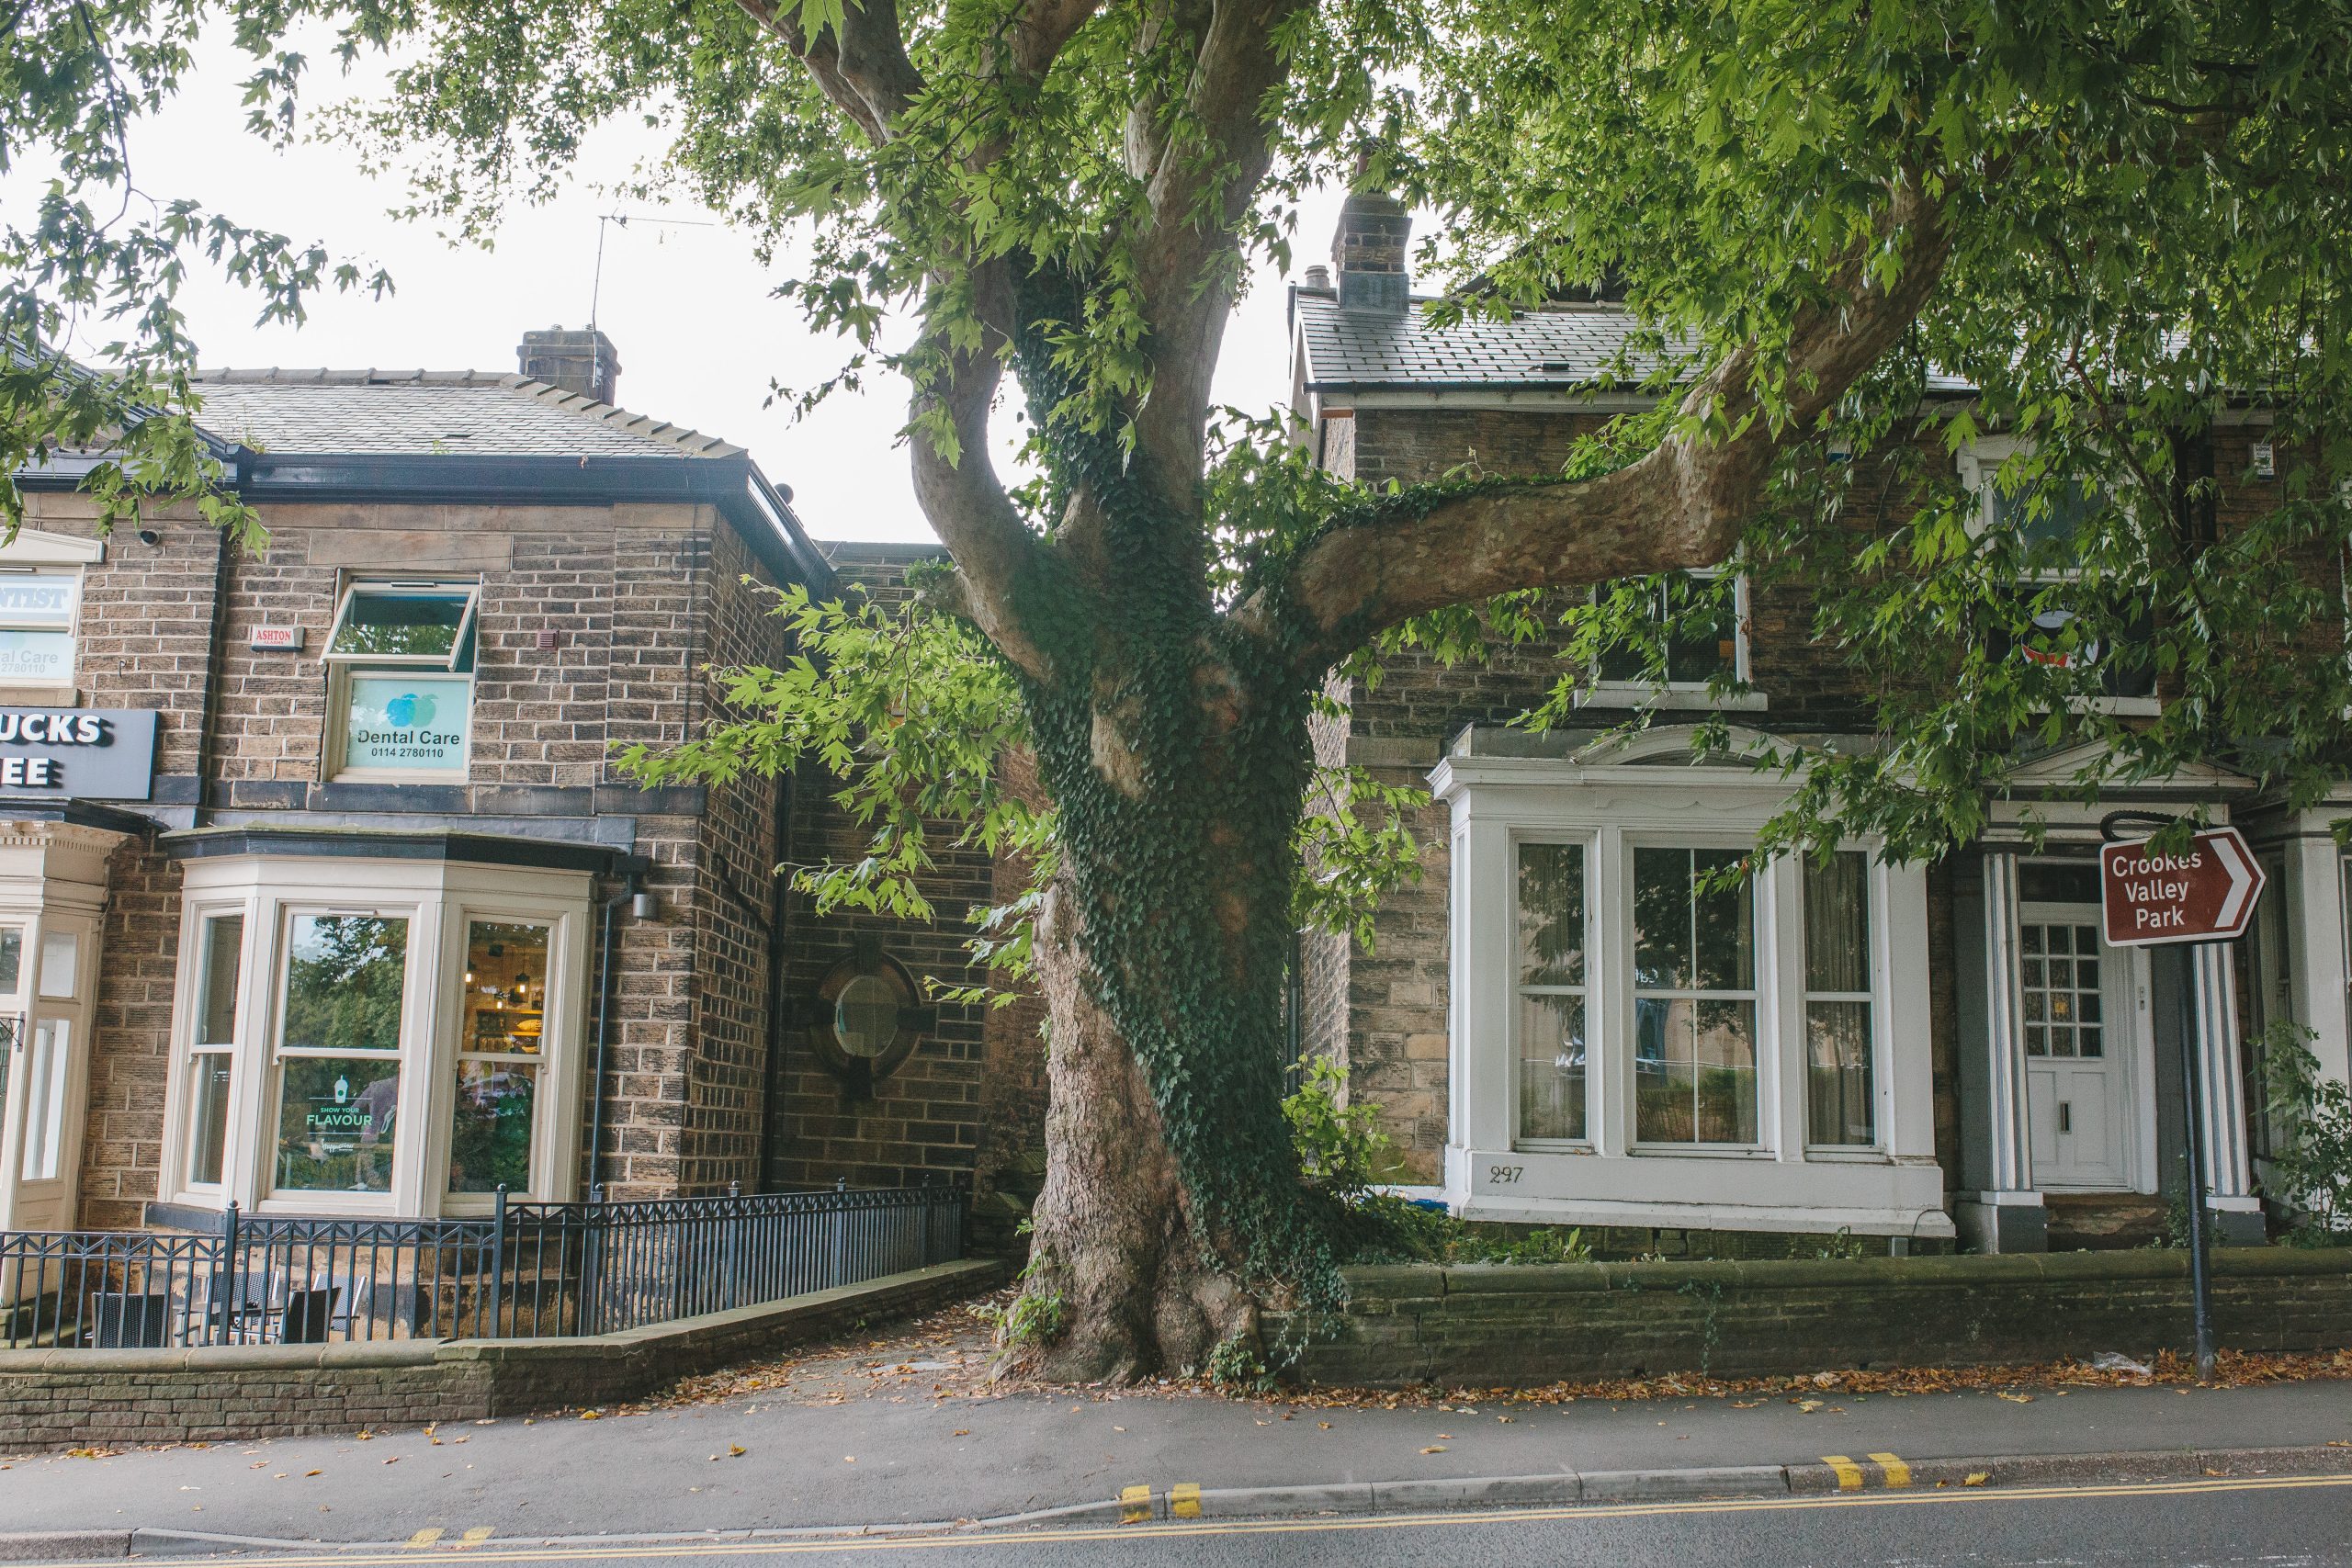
left=518, top=326, right=623, bottom=405
left=1302, top=264, right=1332, bottom=290
left=1332, top=191, right=1411, bottom=315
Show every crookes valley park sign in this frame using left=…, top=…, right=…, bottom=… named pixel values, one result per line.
left=0, top=707, right=161, bottom=799
left=2099, top=828, right=2266, bottom=946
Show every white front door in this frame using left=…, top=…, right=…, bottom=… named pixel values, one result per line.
left=2018, top=903, right=2137, bottom=1190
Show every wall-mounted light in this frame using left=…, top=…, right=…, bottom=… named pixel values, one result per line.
left=630, top=891, right=657, bottom=920
left=136, top=527, right=161, bottom=547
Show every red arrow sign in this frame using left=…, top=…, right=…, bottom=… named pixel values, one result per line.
left=2099, top=828, right=2267, bottom=947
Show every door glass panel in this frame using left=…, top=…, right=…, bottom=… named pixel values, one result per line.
left=37, top=930, right=76, bottom=999
left=20, top=1018, right=68, bottom=1180
left=448, top=1060, right=537, bottom=1193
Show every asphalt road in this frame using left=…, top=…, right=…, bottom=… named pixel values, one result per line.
left=7, top=1378, right=2348, bottom=1542
left=78, top=1474, right=2352, bottom=1568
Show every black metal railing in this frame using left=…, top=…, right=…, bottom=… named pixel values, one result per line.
left=0, top=1179, right=966, bottom=1350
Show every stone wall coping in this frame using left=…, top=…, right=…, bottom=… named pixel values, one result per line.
left=1344, top=1247, right=2352, bottom=1299
left=0, top=1258, right=1004, bottom=1379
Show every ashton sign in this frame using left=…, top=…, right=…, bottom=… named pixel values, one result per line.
left=2099, top=827, right=2265, bottom=947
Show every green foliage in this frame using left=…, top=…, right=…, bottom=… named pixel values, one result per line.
left=1204, top=1334, right=1272, bottom=1391
left=1337, top=1196, right=1592, bottom=1269
left=1281, top=1055, right=1390, bottom=1202
left=2259, top=1022, right=2352, bottom=1243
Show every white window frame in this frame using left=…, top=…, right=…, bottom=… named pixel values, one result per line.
left=1623, top=835, right=1771, bottom=1155
left=1958, top=436, right=2160, bottom=718
left=175, top=906, right=252, bottom=1192
left=1579, top=570, right=1765, bottom=713
left=157, top=856, right=590, bottom=1217
left=323, top=578, right=482, bottom=785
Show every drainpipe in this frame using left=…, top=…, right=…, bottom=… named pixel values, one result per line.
left=754, top=772, right=796, bottom=1191
left=584, top=870, right=649, bottom=1195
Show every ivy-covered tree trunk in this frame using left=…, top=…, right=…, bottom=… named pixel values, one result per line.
left=1001, top=598, right=1334, bottom=1380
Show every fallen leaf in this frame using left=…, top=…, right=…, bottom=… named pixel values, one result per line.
left=1420, top=1446, right=1448, bottom=1455
left=1732, top=1401, right=1763, bottom=1409
left=1797, top=1399, right=1824, bottom=1413
left=580, top=1411, right=602, bottom=1421
left=729, top=1445, right=747, bottom=1458
left=953, top=1430, right=970, bottom=1438
left=1319, top=1422, right=1332, bottom=1430
left=305, top=1470, right=322, bottom=1478
left=1963, top=1472, right=1990, bottom=1487
left=1996, top=1393, right=2035, bottom=1404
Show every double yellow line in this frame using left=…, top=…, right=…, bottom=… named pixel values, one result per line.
left=85, top=1472, right=2352, bottom=1568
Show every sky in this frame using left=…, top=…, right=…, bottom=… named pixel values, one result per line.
left=16, top=31, right=1355, bottom=545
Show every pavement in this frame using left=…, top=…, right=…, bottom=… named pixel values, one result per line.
left=3, top=1333, right=2350, bottom=1555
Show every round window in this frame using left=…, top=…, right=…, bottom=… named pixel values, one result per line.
left=833, top=973, right=903, bottom=1058
left=809, top=946, right=925, bottom=1089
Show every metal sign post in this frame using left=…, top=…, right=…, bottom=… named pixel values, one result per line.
left=2097, top=815, right=2267, bottom=1383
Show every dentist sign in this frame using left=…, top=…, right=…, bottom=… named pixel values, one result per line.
left=2099, top=827, right=2265, bottom=947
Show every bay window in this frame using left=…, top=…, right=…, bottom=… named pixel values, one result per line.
left=161, top=854, right=589, bottom=1215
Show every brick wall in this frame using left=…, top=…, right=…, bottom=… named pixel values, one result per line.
left=761, top=546, right=1007, bottom=1197
left=1280, top=1248, right=2352, bottom=1387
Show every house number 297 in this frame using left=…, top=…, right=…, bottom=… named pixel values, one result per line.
left=1487, top=1164, right=1524, bottom=1184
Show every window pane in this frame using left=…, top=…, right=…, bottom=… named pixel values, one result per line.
left=1693, top=998, right=1758, bottom=1143
left=196, top=914, right=243, bottom=1047
left=283, top=914, right=409, bottom=1055
left=1634, top=996, right=1695, bottom=1142
left=1597, top=575, right=1737, bottom=686
left=188, top=1054, right=233, bottom=1185
left=1517, top=843, right=1586, bottom=987
left=462, top=920, right=550, bottom=1055
left=0, top=630, right=74, bottom=684
left=1633, top=848, right=1690, bottom=987
left=448, top=1060, right=537, bottom=1193
left=19, top=1018, right=68, bottom=1180
left=1516, top=993, right=1586, bottom=1141
left=0, top=927, right=22, bottom=995
left=1992, top=477, right=2096, bottom=560
left=1806, top=999, right=1873, bottom=1145
left=0, top=572, right=79, bottom=629
left=274, top=1055, right=399, bottom=1192
left=1804, top=851, right=1871, bottom=993
left=343, top=673, right=473, bottom=773
left=331, top=589, right=471, bottom=660
left=2021, top=863, right=2100, bottom=904
left=1691, top=850, right=1753, bottom=990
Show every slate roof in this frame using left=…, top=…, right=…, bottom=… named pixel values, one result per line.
left=185, top=369, right=744, bottom=458
left=1294, top=290, right=1697, bottom=390
left=1295, top=288, right=1975, bottom=393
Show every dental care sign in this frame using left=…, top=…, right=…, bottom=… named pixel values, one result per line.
left=0, top=706, right=159, bottom=800
left=2099, top=828, right=2265, bottom=947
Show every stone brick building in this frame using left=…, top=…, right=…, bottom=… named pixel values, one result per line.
left=0, top=336, right=1005, bottom=1239
left=1290, top=194, right=2346, bottom=1255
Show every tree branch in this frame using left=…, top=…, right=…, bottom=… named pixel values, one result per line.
left=908, top=257, right=1057, bottom=683
left=1125, top=0, right=1308, bottom=500
left=733, top=0, right=926, bottom=141
left=1268, top=172, right=1953, bottom=667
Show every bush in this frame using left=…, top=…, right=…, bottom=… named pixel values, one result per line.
left=1283, top=1055, right=1390, bottom=1202
left=2259, top=1021, right=2352, bottom=1244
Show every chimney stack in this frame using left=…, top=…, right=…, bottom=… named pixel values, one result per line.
left=1332, top=190, right=1411, bottom=314
left=518, top=325, right=622, bottom=404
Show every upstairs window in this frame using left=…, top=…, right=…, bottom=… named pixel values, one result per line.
left=325, top=581, right=480, bottom=783
left=1964, top=446, right=2157, bottom=707
left=1586, top=571, right=1754, bottom=708
left=0, top=570, right=82, bottom=691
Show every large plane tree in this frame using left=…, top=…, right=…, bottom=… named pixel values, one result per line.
left=8, top=0, right=2351, bottom=1379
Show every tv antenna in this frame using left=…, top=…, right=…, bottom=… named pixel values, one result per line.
left=588, top=211, right=722, bottom=331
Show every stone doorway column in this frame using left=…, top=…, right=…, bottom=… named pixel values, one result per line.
left=1958, top=848, right=2048, bottom=1252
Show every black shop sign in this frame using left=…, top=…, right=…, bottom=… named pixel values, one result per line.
left=0, top=707, right=160, bottom=800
